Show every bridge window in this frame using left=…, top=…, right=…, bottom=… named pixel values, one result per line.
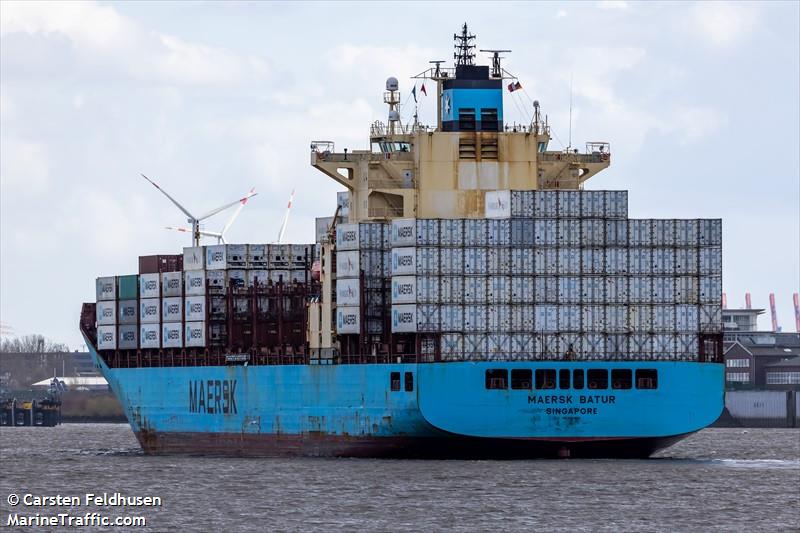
left=587, top=369, right=608, bottom=390
left=535, top=369, right=556, bottom=390
left=480, top=108, right=498, bottom=131
left=636, top=369, right=658, bottom=389
left=573, top=369, right=584, bottom=390
left=559, top=369, right=571, bottom=390
left=485, top=369, right=508, bottom=390
left=390, top=372, right=401, bottom=391
left=611, top=369, right=633, bottom=390
left=511, top=369, right=532, bottom=390
left=459, top=108, right=476, bottom=131
left=404, top=372, right=414, bottom=392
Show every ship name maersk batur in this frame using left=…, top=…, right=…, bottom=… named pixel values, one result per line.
left=80, top=25, right=725, bottom=458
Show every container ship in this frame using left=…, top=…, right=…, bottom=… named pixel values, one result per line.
left=79, top=26, right=724, bottom=458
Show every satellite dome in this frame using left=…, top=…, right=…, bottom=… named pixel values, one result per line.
left=533, top=100, right=540, bottom=108
left=386, top=77, right=399, bottom=91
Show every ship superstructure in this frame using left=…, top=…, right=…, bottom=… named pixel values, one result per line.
left=79, top=26, right=724, bottom=458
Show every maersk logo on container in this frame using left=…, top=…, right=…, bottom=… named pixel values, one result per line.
left=485, top=190, right=511, bottom=219
left=121, top=331, right=135, bottom=341
left=391, top=218, right=416, bottom=246
left=101, top=331, right=113, bottom=342
left=336, top=223, right=359, bottom=250
left=143, top=329, right=157, bottom=341
left=166, top=303, right=179, bottom=314
left=189, top=302, right=203, bottom=313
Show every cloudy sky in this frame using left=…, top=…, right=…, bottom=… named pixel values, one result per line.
left=1, top=1, right=798, bottom=348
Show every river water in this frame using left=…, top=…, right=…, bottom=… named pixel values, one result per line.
left=0, top=425, right=798, bottom=532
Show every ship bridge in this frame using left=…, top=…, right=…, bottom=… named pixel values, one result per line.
left=311, top=24, right=611, bottom=223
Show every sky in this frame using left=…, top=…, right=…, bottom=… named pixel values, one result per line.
left=1, top=1, right=798, bottom=349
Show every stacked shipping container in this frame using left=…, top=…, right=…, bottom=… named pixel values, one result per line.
left=331, top=189, right=722, bottom=362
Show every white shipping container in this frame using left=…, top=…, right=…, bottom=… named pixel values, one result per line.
left=630, top=276, right=653, bottom=304
left=606, top=334, right=628, bottom=357
left=207, top=270, right=226, bottom=291
left=162, top=297, right=182, bottom=323
left=391, top=247, right=417, bottom=276
left=511, top=333, right=535, bottom=356
left=511, top=305, right=535, bottom=331
left=416, top=219, right=440, bottom=247
left=417, top=247, right=440, bottom=275
left=227, top=269, right=247, bottom=289
left=97, top=325, right=116, bottom=350
left=675, top=248, right=698, bottom=275
left=581, top=191, right=605, bottom=218
left=675, top=220, right=698, bottom=246
left=184, top=296, right=205, bottom=321
left=510, top=219, right=535, bottom=246
left=464, top=334, right=487, bottom=357
left=486, top=333, right=511, bottom=357
left=605, top=191, right=628, bottom=219
left=464, top=219, right=487, bottom=246
left=226, top=244, right=248, bottom=267
left=605, top=277, right=629, bottom=304
left=96, top=301, right=116, bottom=326
left=337, top=306, right=361, bottom=334
left=558, top=276, right=581, bottom=303
left=139, top=324, right=160, bottom=349
left=391, top=276, right=416, bottom=304
left=487, top=247, right=511, bottom=274
left=558, top=247, right=581, bottom=275
left=510, top=248, right=534, bottom=274
left=699, top=276, right=722, bottom=304
left=629, top=248, right=653, bottom=275
left=248, top=244, right=267, bottom=266
left=630, top=333, right=653, bottom=356
left=534, top=305, right=558, bottom=332
left=337, top=278, right=360, bottom=306
left=417, top=304, right=440, bottom=332
left=676, top=276, right=699, bottom=303
left=605, top=305, right=628, bottom=332
left=486, top=219, right=511, bottom=246
left=510, top=190, right=533, bottom=218
left=417, top=275, right=440, bottom=303
left=160, top=271, right=182, bottom=297
left=699, top=304, right=722, bottom=333
left=96, top=276, right=117, bottom=301
left=139, top=273, right=160, bottom=299
left=652, top=220, right=675, bottom=246
left=440, top=247, right=464, bottom=275
left=653, top=276, right=676, bottom=304
left=118, top=325, right=137, bottom=350
left=336, top=250, right=360, bottom=278
left=464, top=247, right=487, bottom=275
left=557, top=219, right=581, bottom=246
left=653, top=305, right=676, bottom=332
left=185, top=321, right=206, bottom=347
left=440, top=333, right=464, bottom=360
left=629, top=220, right=652, bottom=246
left=184, top=270, right=206, bottom=296
left=464, top=305, right=487, bottom=332
left=139, top=298, right=160, bottom=324
left=534, top=190, right=558, bottom=218
left=390, top=218, right=415, bottom=246
left=440, top=276, right=464, bottom=304
left=336, top=223, right=360, bottom=250
left=485, top=190, right=511, bottom=219
left=558, top=191, right=581, bottom=218
left=511, top=276, right=534, bottom=304
left=582, top=277, right=605, bottom=303
left=582, top=219, right=606, bottom=246
left=534, top=276, right=559, bottom=303
left=391, top=304, right=416, bottom=333
left=248, top=270, right=269, bottom=288
left=534, top=219, right=557, bottom=245
left=487, top=305, right=512, bottom=332
left=653, top=334, right=676, bottom=357
left=581, top=248, right=605, bottom=274
left=698, top=219, right=722, bottom=246
left=464, top=276, right=487, bottom=304
left=605, top=248, right=629, bottom=274
left=205, top=244, right=226, bottom=270
left=118, top=300, right=137, bottom=325
left=605, top=220, right=628, bottom=246
left=558, top=304, right=581, bottom=331
left=652, top=248, right=676, bottom=275
left=676, top=334, right=698, bottom=357
left=440, top=219, right=464, bottom=247
left=699, top=247, right=722, bottom=275
left=162, top=322, right=183, bottom=348
left=183, top=246, right=205, bottom=271
left=535, top=248, right=558, bottom=275
left=629, top=305, right=653, bottom=331
left=337, top=191, right=350, bottom=217
left=582, top=333, right=606, bottom=358
left=440, top=304, right=464, bottom=331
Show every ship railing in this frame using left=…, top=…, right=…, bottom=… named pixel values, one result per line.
left=314, top=151, right=414, bottom=163
left=368, top=206, right=404, bottom=218
left=539, top=151, right=610, bottom=164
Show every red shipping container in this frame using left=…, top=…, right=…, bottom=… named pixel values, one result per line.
left=139, top=254, right=184, bottom=274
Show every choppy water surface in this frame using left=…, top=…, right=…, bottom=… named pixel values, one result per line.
left=1, top=425, right=798, bottom=532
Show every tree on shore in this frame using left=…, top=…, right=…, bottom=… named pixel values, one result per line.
left=1, top=334, right=69, bottom=354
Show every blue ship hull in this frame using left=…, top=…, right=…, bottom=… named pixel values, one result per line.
left=86, top=339, right=723, bottom=458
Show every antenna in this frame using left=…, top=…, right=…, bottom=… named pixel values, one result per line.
left=479, top=49, right=511, bottom=78
left=429, top=60, right=446, bottom=78
left=141, top=173, right=257, bottom=246
left=453, top=23, right=476, bottom=67
left=568, top=74, right=573, bottom=149
left=165, top=187, right=255, bottom=244
left=276, top=189, right=295, bottom=244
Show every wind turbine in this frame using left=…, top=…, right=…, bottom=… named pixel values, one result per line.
left=140, top=174, right=257, bottom=246
left=275, top=189, right=295, bottom=244
left=166, top=187, right=255, bottom=244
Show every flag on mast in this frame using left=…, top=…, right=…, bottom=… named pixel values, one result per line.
left=420, top=83, right=427, bottom=96
left=507, top=81, right=522, bottom=92
left=412, top=85, right=417, bottom=103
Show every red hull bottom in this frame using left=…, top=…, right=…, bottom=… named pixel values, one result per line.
left=135, top=430, right=690, bottom=459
